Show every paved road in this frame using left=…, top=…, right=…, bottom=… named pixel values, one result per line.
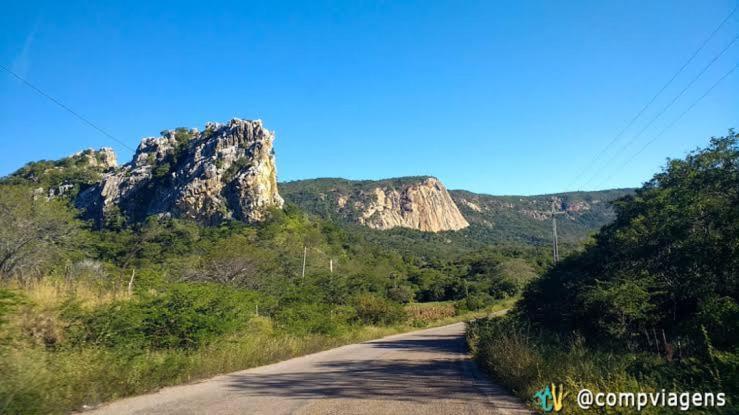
left=85, top=323, right=530, bottom=414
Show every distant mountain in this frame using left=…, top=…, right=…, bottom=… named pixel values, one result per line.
left=280, top=177, right=633, bottom=245
left=449, top=188, right=634, bottom=245
left=279, top=176, right=468, bottom=233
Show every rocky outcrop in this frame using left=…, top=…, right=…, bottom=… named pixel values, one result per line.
left=77, top=118, right=283, bottom=226
left=72, top=148, right=118, bottom=170
left=281, top=179, right=633, bottom=243
left=280, top=177, right=469, bottom=232
left=356, top=178, right=469, bottom=232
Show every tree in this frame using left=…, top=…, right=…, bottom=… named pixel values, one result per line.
left=519, top=131, right=739, bottom=351
left=0, top=185, right=82, bottom=281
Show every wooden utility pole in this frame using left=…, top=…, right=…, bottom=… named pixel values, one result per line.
left=330, top=259, right=333, bottom=273
left=301, top=246, right=307, bottom=279
left=551, top=199, right=565, bottom=263
left=127, top=269, right=136, bottom=295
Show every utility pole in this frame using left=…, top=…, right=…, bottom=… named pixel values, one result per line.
left=127, top=269, right=136, bottom=295
left=329, top=258, right=333, bottom=273
left=301, top=246, right=307, bottom=279
left=551, top=198, right=565, bottom=263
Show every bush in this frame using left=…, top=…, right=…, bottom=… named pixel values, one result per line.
left=351, top=293, right=406, bottom=326
left=64, top=283, right=262, bottom=350
left=456, top=292, right=495, bottom=313
left=275, top=303, right=354, bottom=336
left=0, top=289, right=19, bottom=339
left=386, top=285, right=414, bottom=303
left=0, top=185, right=83, bottom=281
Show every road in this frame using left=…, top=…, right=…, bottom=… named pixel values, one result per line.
left=84, top=322, right=530, bottom=414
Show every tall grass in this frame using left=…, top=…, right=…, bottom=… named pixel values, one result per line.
left=0, top=322, right=405, bottom=414
left=0, top=280, right=510, bottom=414
left=466, top=316, right=736, bottom=414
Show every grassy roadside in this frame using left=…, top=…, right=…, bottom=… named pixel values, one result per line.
left=0, top=280, right=514, bottom=414
left=466, top=315, right=737, bottom=415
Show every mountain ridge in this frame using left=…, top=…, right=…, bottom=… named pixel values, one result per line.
left=280, top=177, right=634, bottom=245
left=2, top=118, right=633, bottom=243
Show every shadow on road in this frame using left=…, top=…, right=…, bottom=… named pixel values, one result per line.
left=366, top=334, right=464, bottom=353
left=224, top=331, right=527, bottom=412
left=227, top=359, right=479, bottom=402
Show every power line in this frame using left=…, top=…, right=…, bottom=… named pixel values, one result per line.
left=569, top=5, right=738, bottom=190
left=0, top=63, right=135, bottom=152
left=580, top=33, right=739, bottom=188
left=599, top=62, right=738, bottom=187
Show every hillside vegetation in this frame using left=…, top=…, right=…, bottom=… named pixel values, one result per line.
left=468, top=131, right=738, bottom=414
left=280, top=177, right=632, bottom=246
left=0, top=156, right=547, bottom=413
left=451, top=188, right=633, bottom=245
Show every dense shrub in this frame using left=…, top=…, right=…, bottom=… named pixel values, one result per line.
left=0, top=186, right=84, bottom=281
left=520, top=133, right=739, bottom=353
left=351, top=293, right=406, bottom=325
left=64, top=284, right=263, bottom=350
left=0, top=289, right=18, bottom=333
left=455, top=292, right=495, bottom=312
left=275, top=303, right=354, bottom=335
left=471, top=133, right=739, bottom=413
left=386, top=285, right=414, bottom=303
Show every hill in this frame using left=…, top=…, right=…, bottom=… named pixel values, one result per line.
left=280, top=177, right=633, bottom=246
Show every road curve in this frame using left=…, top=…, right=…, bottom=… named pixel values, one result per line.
left=84, top=322, right=530, bottom=414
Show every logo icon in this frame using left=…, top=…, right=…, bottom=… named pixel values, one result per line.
left=533, top=383, right=567, bottom=412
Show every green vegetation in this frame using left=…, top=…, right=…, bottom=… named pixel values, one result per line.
left=0, top=149, right=113, bottom=198
left=6, top=123, right=731, bottom=414
left=0, top=185, right=85, bottom=281
left=280, top=177, right=633, bottom=246
left=452, top=188, right=634, bottom=245
left=467, top=131, right=739, bottom=414
left=0, top=165, right=541, bottom=413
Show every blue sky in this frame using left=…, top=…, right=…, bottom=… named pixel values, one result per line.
left=2, top=1, right=737, bottom=195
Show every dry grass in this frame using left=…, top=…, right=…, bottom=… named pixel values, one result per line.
left=0, top=281, right=515, bottom=415
left=467, top=316, right=670, bottom=415
left=13, top=279, right=131, bottom=310
left=1, top=279, right=131, bottom=349
left=405, top=302, right=456, bottom=323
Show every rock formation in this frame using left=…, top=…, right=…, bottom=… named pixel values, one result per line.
left=356, top=178, right=469, bottom=232
left=280, top=178, right=634, bottom=242
left=280, top=177, right=469, bottom=232
left=71, top=148, right=118, bottom=170
left=77, top=118, right=283, bottom=226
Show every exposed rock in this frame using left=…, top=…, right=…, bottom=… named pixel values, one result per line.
left=458, top=198, right=483, bottom=212
left=72, top=147, right=118, bottom=169
left=280, top=177, right=468, bottom=232
left=281, top=179, right=634, bottom=244
left=355, top=178, right=469, bottom=232
left=77, top=119, right=283, bottom=226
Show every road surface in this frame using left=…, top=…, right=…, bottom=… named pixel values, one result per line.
left=84, top=322, right=530, bottom=414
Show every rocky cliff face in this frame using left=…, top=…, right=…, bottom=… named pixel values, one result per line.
left=77, top=118, right=283, bottom=226
left=281, top=178, right=633, bottom=244
left=280, top=177, right=469, bottom=232
left=357, top=178, right=469, bottom=232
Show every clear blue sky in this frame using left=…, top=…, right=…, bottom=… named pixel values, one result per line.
left=2, top=1, right=737, bottom=195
